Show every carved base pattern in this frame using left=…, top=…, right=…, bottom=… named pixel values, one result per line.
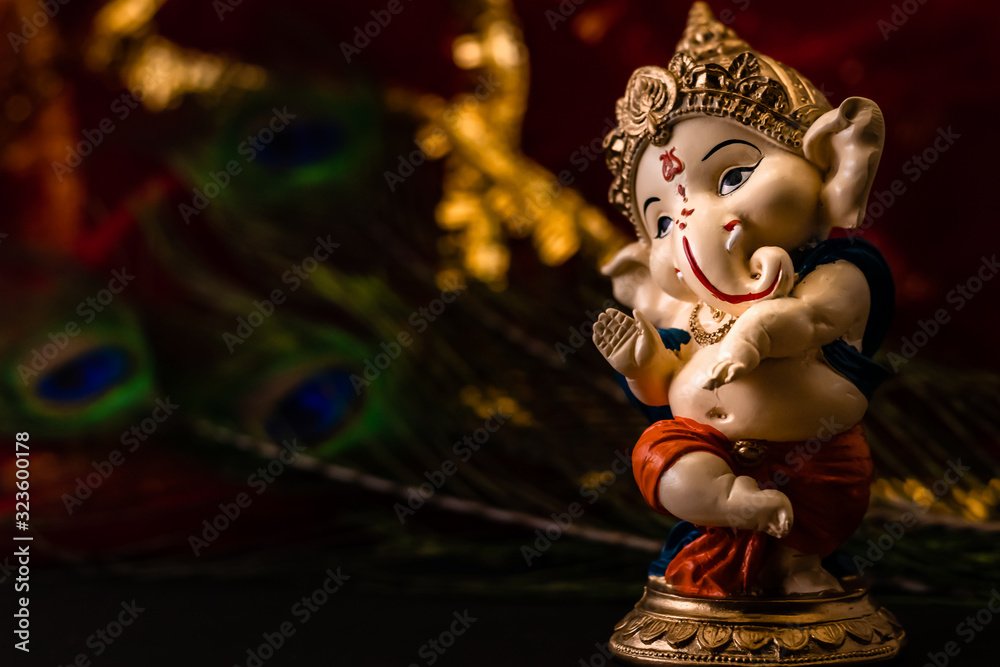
left=610, top=577, right=905, bottom=665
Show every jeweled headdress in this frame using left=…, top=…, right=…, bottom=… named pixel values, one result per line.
left=604, top=1, right=831, bottom=233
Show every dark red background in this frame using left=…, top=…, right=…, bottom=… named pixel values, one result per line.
left=23, top=0, right=1000, bottom=371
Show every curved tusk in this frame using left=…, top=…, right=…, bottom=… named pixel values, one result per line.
left=725, top=222, right=743, bottom=252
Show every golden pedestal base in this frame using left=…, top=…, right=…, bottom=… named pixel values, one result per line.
left=610, top=577, right=905, bottom=665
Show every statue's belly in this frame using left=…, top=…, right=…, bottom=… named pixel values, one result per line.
left=669, top=347, right=868, bottom=442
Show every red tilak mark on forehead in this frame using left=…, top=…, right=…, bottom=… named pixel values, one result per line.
left=681, top=208, right=694, bottom=217
left=724, top=220, right=740, bottom=232
left=660, top=148, right=684, bottom=182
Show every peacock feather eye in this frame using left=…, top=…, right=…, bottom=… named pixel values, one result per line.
left=254, top=119, right=346, bottom=169
left=264, top=368, right=359, bottom=446
left=36, top=346, right=132, bottom=404
left=1, top=297, right=155, bottom=435
left=168, top=80, right=382, bottom=220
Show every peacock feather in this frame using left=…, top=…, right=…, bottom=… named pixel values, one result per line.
left=0, top=0, right=996, bottom=608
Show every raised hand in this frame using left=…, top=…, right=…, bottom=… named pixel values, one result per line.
left=593, top=308, right=676, bottom=406
left=592, top=308, right=662, bottom=379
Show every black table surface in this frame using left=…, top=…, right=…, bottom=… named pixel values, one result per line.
left=8, top=569, right=999, bottom=667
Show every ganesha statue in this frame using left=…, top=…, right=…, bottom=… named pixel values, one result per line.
left=592, top=3, right=905, bottom=664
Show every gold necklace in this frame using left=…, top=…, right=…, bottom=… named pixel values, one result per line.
left=689, top=303, right=735, bottom=346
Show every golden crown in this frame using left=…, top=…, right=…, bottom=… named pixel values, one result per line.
left=604, top=2, right=831, bottom=232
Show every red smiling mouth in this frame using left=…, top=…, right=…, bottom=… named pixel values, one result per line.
left=682, top=236, right=781, bottom=304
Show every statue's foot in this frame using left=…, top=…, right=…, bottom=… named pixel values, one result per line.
left=780, top=564, right=844, bottom=595
left=761, top=547, right=844, bottom=595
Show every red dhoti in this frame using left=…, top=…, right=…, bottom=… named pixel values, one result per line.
left=633, top=417, right=873, bottom=597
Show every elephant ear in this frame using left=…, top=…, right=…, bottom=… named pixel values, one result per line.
left=803, top=97, right=885, bottom=229
left=601, top=242, right=680, bottom=328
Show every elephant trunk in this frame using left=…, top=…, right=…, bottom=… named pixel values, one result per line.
left=681, top=234, right=793, bottom=314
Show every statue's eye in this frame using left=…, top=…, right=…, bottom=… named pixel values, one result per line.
left=719, top=165, right=757, bottom=196
left=656, top=216, right=674, bottom=238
